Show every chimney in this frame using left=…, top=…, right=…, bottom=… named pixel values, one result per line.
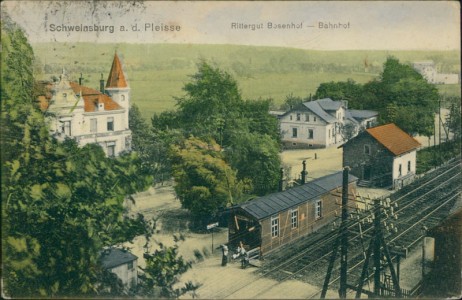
left=301, top=160, right=308, bottom=184
left=278, top=168, right=284, bottom=192
left=100, top=73, right=105, bottom=93
left=79, top=73, right=83, bottom=86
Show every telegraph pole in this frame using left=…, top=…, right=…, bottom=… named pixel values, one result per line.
left=321, top=167, right=350, bottom=299
left=339, top=167, right=349, bottom=298
left=373, top=199, right=382, bottom=296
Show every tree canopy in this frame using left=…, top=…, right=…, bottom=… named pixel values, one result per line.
left=313, top=56, right=440, bottom=136
left=146, top=62, right=281, bottom=214
left=169, top=137, right=246, bottom=223
left=1, top=14, right=170, bottom=298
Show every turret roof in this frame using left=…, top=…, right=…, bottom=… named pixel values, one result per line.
left=106, top=53, right=128, bottom=88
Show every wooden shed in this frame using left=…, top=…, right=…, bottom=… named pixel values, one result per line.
left=228, top=171, right=358, bottom=255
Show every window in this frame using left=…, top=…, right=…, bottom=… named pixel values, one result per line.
left=63, top=121, right=71, bottom=135
left=408, top=161, right=411, bottom=173
left=399, top=164, right=402, bottom=177
left=364, top=145, right=370, bottom=155
left=292, top=128, right=298, bottom=138
left=107, top=117, right=114, bottom=131
left=314, top=116, right=317, bottom=122
left=271, top=216, right=279, bottom=237
left=315, top=200, right=322, bottom=219
left=127, top=261, right=133, bottom=270
left=366, top=120, right=372, bottom=128
left=107, top=141, right=116, bottom=157
left=306, top=114, right=310, bottom=122
left=121, top=94, right=126, bottom=101
left=308, top=129, right=314, bottom=139
left=290, top=115, right=293, bottom=121
left=90, top=118, right=97, bottom=133
left=291, top=209, right=298, bottom=229
left=328, top=129, right=331, bottom=138
left=296, top=113, right=301, bottom=121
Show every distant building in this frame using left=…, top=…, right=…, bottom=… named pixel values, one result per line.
left=228, top=171, right=358, bottom=255
left=37, top=53, right=131, bottom=156
left=279, top=98, right=378, bottom=149
left=413, top=61, right=459, bottom=84
left=100, top=247, right=138, bottom=289
left=342, top=123, right=421, bottom=189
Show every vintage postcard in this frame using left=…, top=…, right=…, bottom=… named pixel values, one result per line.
left=1, top=1, right=460, bottom=299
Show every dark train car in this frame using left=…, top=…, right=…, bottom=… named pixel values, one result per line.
left=228, top=171, right=358, bottom=255
left=423, top=208, right=462, bottom=298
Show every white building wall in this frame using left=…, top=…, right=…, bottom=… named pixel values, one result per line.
left=435, top=73, right=459, bottom=84
left=392, top=150, right=417, bottom=181
left=109, top=260, right=138, bottom=289
left=280, top=112, right=329, bottom=147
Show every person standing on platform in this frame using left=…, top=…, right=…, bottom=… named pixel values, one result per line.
left=221, top=244, right=228, bottom=266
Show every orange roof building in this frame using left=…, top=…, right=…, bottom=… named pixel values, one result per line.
left=342, top=123, right=421, bottom=189
left=38, top=53, right=131, bottom=157
left=365, top=123, right=421, bottom=156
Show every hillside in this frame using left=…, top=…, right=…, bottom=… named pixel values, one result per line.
left=32, top=43, right=460, bottom=120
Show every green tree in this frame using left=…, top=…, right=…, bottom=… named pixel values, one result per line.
left=314, top=79, right=363, bottom=108
left=138, top=242, right=197, bottom=298
left=445, top=97, right=461, bottom=141
left=169, top=137, right=245, bottom=223
left=314, top=56, right=439, bottom=136
left=280, top=93, right=304, bottom=111
left=174, top=61, right=243, bottom=146
left=226, top=132, right=281, bottom=196
left=130, top=104, right=174, bottom=183
left=1, top=14, right=160, bottom=298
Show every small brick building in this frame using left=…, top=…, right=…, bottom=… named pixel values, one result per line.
left=342, top=123, right=421, bottom=189
left=228, top=171, right=358, bottom=255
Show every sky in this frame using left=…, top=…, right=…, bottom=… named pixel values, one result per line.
left=2, top=0, right=460, bottom=50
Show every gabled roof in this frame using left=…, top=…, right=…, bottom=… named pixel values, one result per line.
left=106, top=53, right=128, bottom=88
left=349, top=109, right=378, bottom=120
left=69, top=82, right=122, bottom=112
left=100, top=248, right=137, bottom=269
left=366, top=123, right=421, bottom=156
left=239, top=171, right=358, bottom=220
left=316, top=98, right=343, bottom=111
left=344, top=110, right=359, bottom=124
left=303, top=101, right=338, bottom=123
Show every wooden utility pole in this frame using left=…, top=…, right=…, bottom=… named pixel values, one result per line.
left=321, top=167, right=350, bottom=299
left=339, top=167, right=349, bottom=298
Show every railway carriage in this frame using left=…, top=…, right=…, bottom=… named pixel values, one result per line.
left=228, top=171, right=358, bottom=255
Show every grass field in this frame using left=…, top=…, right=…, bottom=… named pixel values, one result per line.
left=32, top=43, right=460, bottom=120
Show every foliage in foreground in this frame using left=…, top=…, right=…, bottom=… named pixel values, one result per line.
left=1, top=13, right=190, bottom=298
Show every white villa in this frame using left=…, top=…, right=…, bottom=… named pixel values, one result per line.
left=279, top=98, right=378, bottom=149
left=38, top=53, right=131, bottom=156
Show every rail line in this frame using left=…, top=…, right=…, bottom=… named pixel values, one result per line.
left=211, top=158, right=461, bottom=299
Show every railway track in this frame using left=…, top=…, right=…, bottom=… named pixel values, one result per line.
left=256, top=158, right=461, bottom=292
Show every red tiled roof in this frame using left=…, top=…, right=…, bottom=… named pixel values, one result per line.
left=106, top=53, right=127, bottom=88
left=366, top=123, right=421, bottom=156
left=69, top=81, right=122, bottom=112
